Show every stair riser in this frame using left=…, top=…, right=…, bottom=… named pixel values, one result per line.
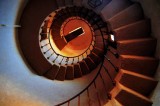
left=79, top=61, right=90, bottom=75
left=117, top=39, right=157, bottom=56
left=74, top=64, right=82, bottom=78
left=116, top=90, right=152, bottom=106
left=55, top=66, right=66, bottom=81
left=120, top=56, right=159, bottom=76
left=114, top=19, right=150, bottom=41
left=119, top=73, right=158, bottom=96
left=44, top=65, right=59, bottom=80
left=107, top=3, right=144, bottom=30
left=65, top=66, right=74, bottom=80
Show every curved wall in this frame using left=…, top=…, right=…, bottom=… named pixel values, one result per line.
left=0, top=0, right=100, bottom=106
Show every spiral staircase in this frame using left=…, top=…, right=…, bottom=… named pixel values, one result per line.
left=0, top=0, right=159, bottom=106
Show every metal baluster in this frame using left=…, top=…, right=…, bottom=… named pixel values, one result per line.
left=68, top=101, right=70, bottom=106
left=82, top=54, right=85, bottom=60
left=52, top=54, right=59, bottom=63
left=87, top=89, right=91, bottom=106
left=102, top=65, right=116, bottom=86
left=43, top=48, right=51, bottom=54
left=72, top=58, right=74, bottom=64
left=78, top=96, right=80, bottom=106
left=93, top=81, right=101, bottom=106
left=104, top=55, right=119, bottom=72
left=78, top=57, right=80, bottom=63
left=59, top=56, right=64, bottom=65
left=99, top=73, right=111, bottom=100
left=99, top=73, right=108, bottom=94
left=41, top=43, right=49, bottom=48
left=107, top=48, right=119, bottom=58
left=66, top=57, right=69, bottom=65
left=47, top=53, right=54, bottom=59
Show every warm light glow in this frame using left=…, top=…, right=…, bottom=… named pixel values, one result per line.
left=50, top=17, right=94, bottom=57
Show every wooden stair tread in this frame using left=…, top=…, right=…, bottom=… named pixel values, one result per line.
left=107, top=3, right=143, bottom=30
left=116, top=69, right=158, bottom=96
left=88, top=53, right=101, bottom=65
left=92, top=48, right=104, bottom=58
left=120, top=69, right=157, bottom=81
left=120, top=55, right=159, bottom=76
left=94, top=42, right=104, bottom=51
left=74, top=64, right=82, bottom=78
left=55, top=66, right=66, bottom=81
left=79, top=61, right=90, bottom=75
left=84, top=57, right=96, bottom=71
left=114, top=83, right=152, bottom=105
left=113, top=19, right=150, bottom=41
left=95, top=36, right=104, bottom=43
left=44, top=65, right=59, bottom=80
left=65, top=65, right=74, bottom=80
left=117, top=38, right=157, bottom=56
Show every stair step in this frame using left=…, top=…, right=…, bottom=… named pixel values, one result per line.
left=107, top=3, right=144, bottom=30
left=56, top=0, right=65, bottom=7
left=100, top=67, right=115, bottom=92
left=88, top=53, right=101, bottom=65
left=92, top=48, right=104, bottom=58
left=101, top=0, right=132, bottom=20
left=117, top=38, right=157, bottom=56
left=84, top=57, right=96, bottom=71
left=116, top=69, right=158, bottom=96
left=88, top=84, right=101, bottom=106
left=44, top=65, right=59, bottom=80
left=79, top=61, right=90, bottom=75
left=120, top=55, right=159, bottom=77
left=106, top=46, right=120, bottom=67
left=113, top=19, right=150, bottom=41
left=65, top=0, right=73, bottom=6
left=111, top=83, right=152, bottom=106
left=95, top=35, right=104, bottom=43
left=65, top=66, right=74, bottom=80
left=74, top=64, right=82, bottom=78
left=79, top=90, right=90, bottom=105
left=95, top=76, right=109, bottom=105
left=94, top=42, right=104, bottom=51
left=55, top=66, right=66, bottom=81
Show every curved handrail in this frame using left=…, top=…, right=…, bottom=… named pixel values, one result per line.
left=40, top=6, right=107, bottom=66
left=55, top=58, right=105, bottom=106
left=55, top=20, right=108, bottom=106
